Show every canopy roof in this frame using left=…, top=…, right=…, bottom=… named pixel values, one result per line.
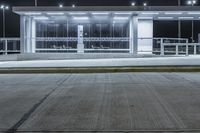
left=13, top=6, right=200, bottom=20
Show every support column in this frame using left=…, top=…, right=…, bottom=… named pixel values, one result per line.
left=137, top=19, right=153, bottom=54
left=26, top=17, right=32, bottom=53
left=20, top=16, right=36, bottom=54
left=31, top=19, right=36, bottom=53
left=77, top=25, right=84, bottom=53
left=129, top=16, right=138, bottom=54
left=20, top=16, right=26, bottom=54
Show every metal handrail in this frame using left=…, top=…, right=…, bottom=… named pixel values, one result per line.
left=0, top=38, right=20, bottom=41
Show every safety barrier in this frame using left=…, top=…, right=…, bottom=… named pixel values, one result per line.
left=0, top=38, right=20, bottom=55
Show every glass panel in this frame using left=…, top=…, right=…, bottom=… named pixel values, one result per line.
left=35, top=17, right=130, bottom=53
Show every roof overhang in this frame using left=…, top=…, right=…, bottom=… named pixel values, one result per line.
left=13, top=6, right=200, bottom=20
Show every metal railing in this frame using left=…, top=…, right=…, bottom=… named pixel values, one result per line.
left=1, top=37, right=200, bottom=55
left=155, top=38, right=188, bottom=55
left=0, top=38, right=20, bottom=55
left=161, top=43, right=200, bottom=55
left=35, top=37, right=130, bottom=53
left=138, top=37, right=190, bottom=55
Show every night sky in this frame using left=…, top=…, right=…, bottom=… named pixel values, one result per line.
left=0, top=0, right=200, bottom=41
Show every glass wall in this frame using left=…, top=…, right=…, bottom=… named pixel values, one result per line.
left=36, top=21, right=77, bottom=53
left=84, top=22, right=129, bottom=53
left=35, top=18, right=130, bottom=53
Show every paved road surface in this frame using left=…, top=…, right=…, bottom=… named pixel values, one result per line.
left=0, top=73, right=200, bottom=132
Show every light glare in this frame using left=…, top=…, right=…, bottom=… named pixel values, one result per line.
left=34, top=17, right=49, bottom=20
left=131, top=2, right=135, bottom=6
left=113, top=17, right=129, bottom=20
left=5, top=6, right=9, bottom=10
left=187, top=12, right=200, bottom=14
left=158, top=17, right=174, bottom=20
left=59, top=4, right=63, bottom=8
left=114, top=12, right=132, bottom=15
left=138, top=17, right=153, bottom=19
left=92, top=12, right=109, bottom=15
left=1, top=5, right=4, bottom=9
left=69, top=12, right=87, bottom=15
left=47, top=12, right=64, bottom=15
left=165, top=12, right=183, bottom=15
left=25, top=12, right=42, bottom=15
left=142, top=12, right=159, bottom=15
left=179, top=17, right=194, bottom=19
left=73, top=17, right=89, bottom=20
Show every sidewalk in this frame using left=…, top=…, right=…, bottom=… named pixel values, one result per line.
left=0, top=56, right=200, bottom=68
left=0, top=56, right=200, bottom=73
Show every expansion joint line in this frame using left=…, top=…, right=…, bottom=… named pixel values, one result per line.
left=5, top=74, right=72, bottom=133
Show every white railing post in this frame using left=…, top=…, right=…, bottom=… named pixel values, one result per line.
left=194, top=44, right=197, bottom=55
left=176, top=44, right=179, bottom=55
left=5, top=39, right=8, bottom=55
left=161, top=39, right=164, bottom=55
left=186, top=44, right=189, bottom=56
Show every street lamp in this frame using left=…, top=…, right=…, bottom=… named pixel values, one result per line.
left=131, top=2, right=136, bottom=6
left=59, top=4, right=63, bottom=8
left=35, top=0, right=37, bottom=6
left=178, top=0, right=181, bottom=40
left=72, top=4, right=75, bottom=8
left=187, top=0, right=197, bottom=42
left=187, top=0, right=197, bottom=5
left=143, top=2, right=147, bottom=6
left=1, top=4, right=9, bottom=38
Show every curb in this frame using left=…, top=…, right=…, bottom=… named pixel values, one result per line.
left=0, top=66, right=200, bottom=73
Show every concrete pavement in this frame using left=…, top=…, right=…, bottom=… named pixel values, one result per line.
left=0, top=73, right=200, bottom=132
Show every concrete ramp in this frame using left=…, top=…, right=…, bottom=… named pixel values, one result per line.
left=1, top=53, right=159, bottom=61
left=1, top=56, right=200, bottom=73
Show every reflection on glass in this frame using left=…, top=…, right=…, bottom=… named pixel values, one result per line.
left=35, top=18, right=130, bottom=53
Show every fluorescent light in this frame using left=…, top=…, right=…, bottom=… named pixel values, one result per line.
left=114, top=12, right=132, bottom=15
left=158, top=17, right=174, bottom=20
left=179, top=17, right=194, bottom=19
left=47, top=12, right=64, bottom=15
left=165, top=12, right=183, bottom=15
left=34, top=17, right=49, bottom=20
left=69, top=12, right=87, bottom=15
left=142, top=12, right=159, bottom=15
left=92, top=12, right=109, bottom=15
left=73, top=17, right=89, bottom=20
left=188, top=12, right=200, bottom=14
left=93, top=16, right=109, bottom=19
left=113, top=17, right=129, bottom=20
left=25, top=12, right=42, bottom=15
left=138, top=17, right=153, bottom=19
